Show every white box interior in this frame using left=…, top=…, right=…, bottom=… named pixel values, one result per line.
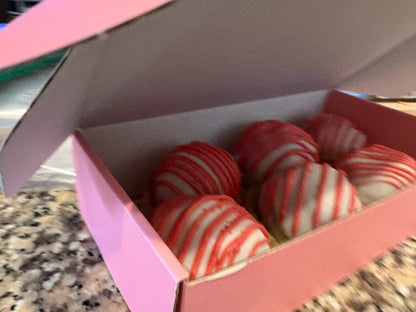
left=81, top=90, right=328, bottom=199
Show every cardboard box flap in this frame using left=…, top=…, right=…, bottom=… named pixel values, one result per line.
left=1, top=0, right=416, bottom=195
left=339, top=34, right=416, bottom=97
left=0, top=0, right=173, bottom=70
left=78, top=0, right=416, bottom=127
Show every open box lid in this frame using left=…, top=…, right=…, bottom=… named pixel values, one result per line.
left=0, top=0, right=416, bottom=195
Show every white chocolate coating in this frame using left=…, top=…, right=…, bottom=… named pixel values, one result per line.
left=151, top=195, right=271, bottom=280
left=305, top=114, right=367, bottom=163
left=259, top=162, right=362, bottom=238
left=336, top=144, right=416, bottom=205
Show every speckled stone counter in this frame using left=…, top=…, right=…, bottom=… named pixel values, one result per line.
left=1, top=189, right=416, bottom=312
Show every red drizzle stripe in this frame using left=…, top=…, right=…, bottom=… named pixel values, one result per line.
left=278, top=167, right=297, bottom=223
left=158, top=165, right=205, bottom=194
left=232, top=120, right=286, bottom=155
left=247, top=135, right=315, bottom=170
left=177, top=201, right=225, bottom=265
left=189, top=143, right=230, bottom=189
left=244, top=133, right=317, bottom=173
left=199, top=142, right=241, bottom=187
left=152, top=196, right=193, bottom=239
left=233, top=120, right=318, bottom=180
left=191, top=142, right=241, bottom=199
left=351, top=177, right=403, bottom=189
left=175, top=145, right=222, bottom=193
left=189, top=205, right=236, bottom=279
left=205, top=214, right=248, bottom=275
left=344, top=161, right=415, bottom=175
left=165, top=197, right=213, bottom=250
left=151, top=197, right=182, bottom=231
left=347, top=165, right=415, bottom=180
left=291, top=163, right=312, bottom=237
left=185, top=144, right=234, bottom=195
left=313, top=164, right=328, bottom=228
left=154, top=178, right=185, bottom=200
left=348, top=182, right=358, bottom=213
left=170, top=155, right=218, bottom=192
left=264, top=147, right=317, bottom=180
left=217, top=223, right=261, bottom=269
left=347, top=170, right=412, bottom=189
left=348, top=171, right=409, bottom=189
left=331, top=170, right=344, bottom=219
left=305, top=114, right=367, bottom=162
left=259, top=176, right=280, bottom=227
left=248, top=239, right=270, bottom=257
left=339, top=145, right=416, bottom=174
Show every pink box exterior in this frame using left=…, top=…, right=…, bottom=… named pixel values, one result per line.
left=180, top=186, right=416, bottom=312
left=73, top=91, right=416, bottom=312
left=72, top=132, right=188, bottom=312
left=0, top=0, right=172, bottom=70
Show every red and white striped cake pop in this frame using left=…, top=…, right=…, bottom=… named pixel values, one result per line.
left=153, top=141, right=241, bottom=203
left=232, top=120, right=319, bottom=184
left=304, top=114, right=367, bottom=163
left=259, top=162, right=362, bottom=239
left=151, top=195, right=271, bottom=280
left=336, top=144, right=416, bottom=205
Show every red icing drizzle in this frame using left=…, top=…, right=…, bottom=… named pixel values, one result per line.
left=157, top=159, right=207, bottom=193
left=220, top=224, right=261, bottom=268
left=249, top=239, right=269, bottom=257
left=278, top=168, right=297, bottom=223
left=190, top=142, right=241, bottom=199
left=304, top=114, right=367, bottom=163
left=205, top=214, right=248, bottom=275
left=232, top=120, right=287, bottom=155
left=151, top=196, right=192, bottom=233
left=259, top=162, right=361, bottom=238
left=153, top=141, right=241, bottom=201
left=260, top=174, right=280, bottom=226
left=171, top=155, right=219, bottom=192
left=348, top=181, right=359, bottom=213
left=331, top=169, right=344, bottom=220
left=232, top=120, right=318, bottom=183
left=291, top=162, right=312, bottom=237
left=151, top=195, right=270, bottom=280
left=313, top=163, right=328, bottom=228
left=337, top=144, right=416, bottom=189
left=264, top=147, right=317, bottom=180
left=166, top=196, right=217, bottom=250
left=189, top=205, right=236, bottom=279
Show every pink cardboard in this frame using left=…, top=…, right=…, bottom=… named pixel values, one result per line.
left=325, top=90, right=416, bottom=157
left=177, top=91, right=416, bottom=311
left=0, top=0, right=172, bottom=70
left=73, top=90, right=416, bottom=312
left=72, top=131, right=188, bottom=312
left=1, top=1, right=416, bottom=311
left=2, top=1, right=416, bottom=195
left=179, top=187, right=416, bottom=312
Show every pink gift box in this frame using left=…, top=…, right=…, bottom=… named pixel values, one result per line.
left=1, top=1, right=416, bottom=311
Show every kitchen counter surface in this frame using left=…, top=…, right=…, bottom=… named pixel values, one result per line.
left=1, top=188, right=416, bottom=312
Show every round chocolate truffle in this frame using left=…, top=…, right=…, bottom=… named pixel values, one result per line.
left=259, top=162, right=362, bottom=239
left=304, top=114, right=367, bottom=163
left=153, top=141, right=241, bottom=203
left=233, top=120, right=319, bottom=184
left=336, top=144, right=416, bottom=205
left=151, top=195, right=271, bottom=280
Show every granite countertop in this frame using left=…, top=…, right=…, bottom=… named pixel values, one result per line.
left=1, top=189, right=416, bottom=312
